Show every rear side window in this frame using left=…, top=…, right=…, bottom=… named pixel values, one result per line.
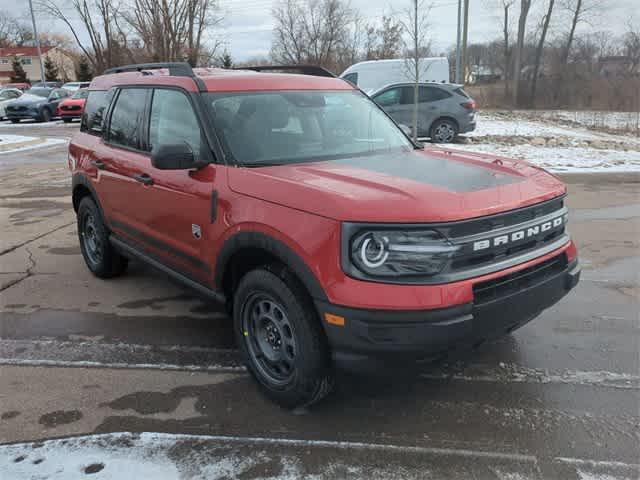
left=343, top=72, right=358, bottom=86
left=107, top=88, right=148, bottom=150
left=419, top=86, right=452, bottom=102
left=148, top=89, right=202, bottom=159
left=454, top=87, right=470, bottom=98
left=81, top=90, right=114, bottom=136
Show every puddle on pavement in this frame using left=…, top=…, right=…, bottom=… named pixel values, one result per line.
left=39, top=409, right=83, bottom=428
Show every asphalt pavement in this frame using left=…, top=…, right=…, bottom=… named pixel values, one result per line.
left=0, top=121, right=638, bottom=479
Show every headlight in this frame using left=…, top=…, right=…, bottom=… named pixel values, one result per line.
left=348, top=229, right=459, bottom=278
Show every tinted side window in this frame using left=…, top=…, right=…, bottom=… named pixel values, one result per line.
left=81, top=90, right=114, bottom=136
left=108, top=89, right=147, bottom=150
left=418, top=86, right=452, bottom=102
left=148, top=89, right=202, bottom=159
left=374, top=87, right=402, bottom=106
left=343, top=72, right=358, bottom=86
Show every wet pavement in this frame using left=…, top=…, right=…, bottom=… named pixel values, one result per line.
left=0, top=124, right=638, bottom=479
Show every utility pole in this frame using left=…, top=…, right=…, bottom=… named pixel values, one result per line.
left=28, top=0, right=46, bottom=83
left=461, top=0, right=469, bottom=84
left=455, top=0, right=462, bottom=83
left=412, top=0, right=419, bottom=142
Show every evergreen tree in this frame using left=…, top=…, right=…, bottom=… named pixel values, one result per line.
left=44, top=56, right=59, bottom=81
left=75, top=56, right=93, bottom=81
left=10, top=56, right=28, bottom=83
left=222, top=53, right=232, bottom=69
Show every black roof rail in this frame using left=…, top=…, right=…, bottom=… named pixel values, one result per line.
left=235, top=65, right=336, bottom=78
left=102, top=62, right=207, bottom=92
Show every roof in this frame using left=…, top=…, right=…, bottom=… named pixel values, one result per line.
left=0, top=46, right=55, bottom=57
left=90, top=68, right=354, bottom=93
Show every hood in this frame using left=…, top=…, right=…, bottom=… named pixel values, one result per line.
left=228, top=147, right=566, bottom=223
left=9, top=94, right=47, bottom=106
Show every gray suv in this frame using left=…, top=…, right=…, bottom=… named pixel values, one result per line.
left=371, top=83, right=476, bottom=143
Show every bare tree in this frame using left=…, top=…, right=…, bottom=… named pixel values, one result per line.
left=123, top=0, right=222, bottom=66
left=364, top=16, right=403, bottom=60
left=38, top=0, right=123, bottom=72
left=530, top=0, right=555, bottom=104
left=501, top=0, right=515, bottom=97
left=398, top=0, right=433, bottom=142
left=271, top=0, right=355, bottom=72
left=560, top=0, right=602, bottom=64
left=512, top=0, right=532, bottom=106
left=0, top=10, right=34, bottom=47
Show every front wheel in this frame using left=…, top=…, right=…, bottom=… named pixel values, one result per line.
left=39, top=108, right=51, bottom=123
left=233, top=268, right=334, bottom=409
left=430, top=118, right=458, bottom=143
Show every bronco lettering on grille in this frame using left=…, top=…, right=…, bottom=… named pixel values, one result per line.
left=473, top=215, right=566, bottom=251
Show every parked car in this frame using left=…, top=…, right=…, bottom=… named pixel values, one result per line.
left=4, top=82, right=30, bottom=91
left=32, top=81, right=63, bottom=88
left=62, top=82, right=91, bottom=92
left=0, top=88, right=24, bottom=120
left=69, top=63, right=579, bottom=408
left=5, top=87, right=70, bottom=123
left=341, top=57, right=450, bottom=94
left=371, top=82, right=477, bottom=142
left=57, top=88, right=88, bottom=122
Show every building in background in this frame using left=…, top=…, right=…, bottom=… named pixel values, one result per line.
left=0, top=47, right=76, bottom=84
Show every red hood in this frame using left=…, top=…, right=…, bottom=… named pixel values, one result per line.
left=228, top=147, right=566, bottom=223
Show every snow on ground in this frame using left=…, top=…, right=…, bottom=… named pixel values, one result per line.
left=451, top=111, right=640, bottom=172
left=0, top=119, right=78, bottom=128
left=520, top=110, right=640, bottom=133
left=0, top=134, right=67, bottom=155
left=1, top=432, right=636, bottom=480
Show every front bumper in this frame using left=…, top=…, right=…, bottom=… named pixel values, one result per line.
left=6, top=111, right=38, bottom=120
left=316, top=254, right=580, bottom=373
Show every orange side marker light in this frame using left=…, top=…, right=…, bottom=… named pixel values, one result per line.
left=324, top=313, right=345, bottom=327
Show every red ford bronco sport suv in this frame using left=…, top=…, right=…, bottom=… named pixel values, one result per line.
left=69, top=63, right=580, bottom=408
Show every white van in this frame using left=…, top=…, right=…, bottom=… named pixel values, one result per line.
left=341, top=57, right=450, bottom=94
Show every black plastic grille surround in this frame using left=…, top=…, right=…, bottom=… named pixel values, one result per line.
left=473, top=253, right=568, bottom=305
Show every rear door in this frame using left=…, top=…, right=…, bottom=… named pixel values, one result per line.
left=97, top=88, right=152, bottom=240
left=420, top=86, right=453, bottom=134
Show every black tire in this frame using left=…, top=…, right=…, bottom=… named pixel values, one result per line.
left=233, top=267, right=334, bottom=409
left=10, top=119, right=19, bottom=124
left=62, top=118, right=72, bottom=123
left=77, top=196, right=128, bottom=278
left=430, top=118, right=458, bottom=143
left=39, top=108, right=51, bottom=123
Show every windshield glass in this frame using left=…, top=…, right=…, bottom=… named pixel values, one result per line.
left=29, top=88, right=50, bottom=98
left=72, top=89, right=89, bottom=99
left=206, top=90, right=412, bottom=166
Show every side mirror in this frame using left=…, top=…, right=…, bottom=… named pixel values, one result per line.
left=151, top=143, right=196, bottom=170
left=398, top=124, right=412, bottom=136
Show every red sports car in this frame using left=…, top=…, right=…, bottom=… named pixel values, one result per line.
left=57, top=88, right=88, bottom=122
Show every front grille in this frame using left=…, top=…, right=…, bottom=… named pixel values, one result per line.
left=8, top=106, right=26, bottom=112
left=473, top=254, right=567, bottom=305
left=62, top=105, right=81, bottom=111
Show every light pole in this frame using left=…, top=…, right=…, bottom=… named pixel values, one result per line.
left=455, top=0, right=461, bottom=83
left=28, top=0, right=46, bottom=83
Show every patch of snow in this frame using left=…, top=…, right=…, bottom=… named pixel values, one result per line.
left=0, top=134, right=67, bottom=155
left=0, top=119, right=76, bottom=128
left=528, top=110, right=640, bottom=133
left=445, top=143, right=640, bottom=172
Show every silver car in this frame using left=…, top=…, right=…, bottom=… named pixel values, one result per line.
left=371, top=82, right=476, bottom=143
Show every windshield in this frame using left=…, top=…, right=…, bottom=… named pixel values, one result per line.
left=29, top=88, right=51, bottom=98
left=72, top=89, right=89, bottom=99
left=206, top=90, right=413, bottom=166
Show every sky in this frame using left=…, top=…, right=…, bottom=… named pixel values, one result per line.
left=6, top=0, right=639, bottom=68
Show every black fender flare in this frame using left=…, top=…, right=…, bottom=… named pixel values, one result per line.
left=215, top=231, right=328, bottom=301
left=72, top=173, right=106, bottom=221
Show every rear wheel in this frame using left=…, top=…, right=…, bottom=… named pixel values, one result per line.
left=77, top=197, right=128, bottom=278
left=234, top=268, right=334, bottom=409
left=430, top=118, right=458, bottom=143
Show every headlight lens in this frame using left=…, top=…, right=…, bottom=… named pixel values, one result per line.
left=350, top=229, right=459, bottom=277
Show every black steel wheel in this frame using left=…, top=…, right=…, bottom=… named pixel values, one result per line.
left=77, top=197, right=128, bottom=278
left=234, top=268, right=334, bottom=408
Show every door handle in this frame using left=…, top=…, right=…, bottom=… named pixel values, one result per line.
left=133, top=173, right=154, bottom=186
left=90, top=160, right=105, bottom=170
